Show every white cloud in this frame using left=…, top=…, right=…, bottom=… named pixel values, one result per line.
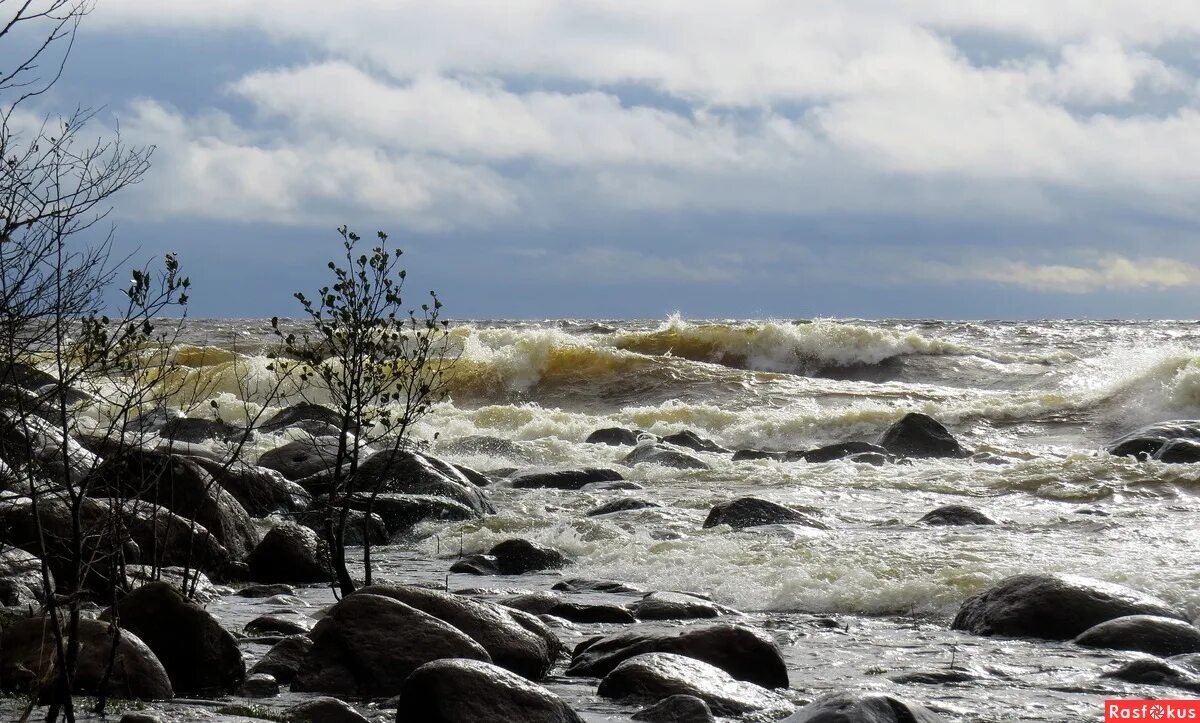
left=927, top=255, right=1200, bottom=293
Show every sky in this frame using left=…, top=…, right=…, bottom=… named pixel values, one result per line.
left=11, top=1, right=1200, bottom=319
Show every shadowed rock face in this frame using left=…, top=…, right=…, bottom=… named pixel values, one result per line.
left=1103, top=658, right=1200, bottom=693
left=1107, top=420, right=1200, bottom=460
left=952, top=574, right=1187, bottom=640
left=293, top=593, right=491, bottom=697
left=511, top=467, right=625, bottom=490
left=248, top=521, right=332, bottom=584
left=783, top=692, right=946, bottom=722
left=1075, top=615, right=1200, bottom=657
left=879, top=413, right=967, bottom=458
left=916, top=505, right=997, bottom=526
left=703, top=497, right=828, bottom=531
left=586, top=427, right=656, bottom=446
left=633, top=694, right=715, bottom=723
left=622, top=444, right=710, bottom=470
left=598, top=653, right=793, bottom=718
left=397, top=659, right=583, bottom=723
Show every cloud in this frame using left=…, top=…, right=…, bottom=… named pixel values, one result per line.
left=927, top=254, right=1200, bottom=293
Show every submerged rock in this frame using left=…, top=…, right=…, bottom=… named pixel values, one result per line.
left=879, top=413, right=967, bottom=459
left=1107, top=421, right=1200, bottom=460
left=622, top=444, right=710, bottom=470
left=800, top=442, right=888, bottom=463
left=358, top=584, right=561, bottom=680
left=661, top=431, right=729, bottom=454
left=732, top=449, right=788, bottom=462
left=258, top=402, right=349, bottom=436
left=398, top=658, right=583, bottom=723
left=1102, top=658, right=1200, bottom=693
left=350, top=492, right=476, bottom=535
left=783, top=692, right=945, bottom=722
left=354, top=449, right=494, bottom=515
left=567, top=624, right=788, bottom=688
left=598, top=652, right=792, bottom=718
left=258, top=435, right=344, bottom=480
left=248, top=521, right=332, bottom=584
left=586, top=427, right=655, bottom=446
left=1075, top=615, right=1200, bottom=656
left=293, top=593, right=490, bottom=697
left=633, top=695, right=716, bottom=723
left=951, top=574, right=1187, bottom=640
left=489, top=538, right=572, bottom=575
left=1156, top=438, right=1200, bottom=463
left=442, top=435, right=534, bottom=460
left=917, top=505, right=997, bottom=526
left=630, top=592, right=739, bottom=621
left=511, top=467, right=625, bottom=490
left=188, top=457, right=310, bottom=517
left=587, top=498, right=661, bottom=516
left=0, top=617, right=173, bottom=701
left=703, top=497, right=828, bottom=531
left=553, top=578, right=644, bottom=595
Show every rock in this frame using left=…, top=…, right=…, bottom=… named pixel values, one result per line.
left=703, top=497, right=827, bottom=531
left=0, top=616, right=173, bottom=700
left=587, top=498, right=661, bottom=516
left=248, top=634, right=312, bottom=684
left=0, top=547, right=48, bottom=606
left=587, top=427, right=655, bottom=446
left=188, top=457, right=310, bottom=517
left=257, top=435, right=344, bottom=480
left=511, top=467, right=625, bottom=490
left=623, top=444, right=710, bottom=470
left=287, top=696, right=371, bottom=723
left=247, top=521, right=331, bottom=584
left=104, top=581, right=244, bottom=694
left=358, top=584, right=561, bottom=679
left=633, top=695, right=716, bottom=723
left=598, top=653, right=792, bottom=718
left=1107, top=421, right=1200, bottom=459
left=246, top=613, right=314, bottom=636
left=568, top=624, right=787, bottom=688
left=259, top=403, right=349, bottom=436
left=503, top=593, right=637, bottom=624
left=450, top=553, right=500, bottom=575
left=88, top=448, right=260, bottom=560
left=441, top=435, right=533, bottom=461
left=1172, top=653, right=1200, bottom=674
left=630, top=592, right=739, bottom=621
left=889, top=668, right=981, bottom=684
left=1074, top=615, right=1200, bottom=656
left=349, top=492, right=475, bottom=536
left=1156, top=439, right=1200, bottom=463
left=354, top=449, right=494, bottom=515
left=114, top=499, right=233, bottom=580
left=800, top=442, right=888, bottom=463
left=951, top=574, right=1187, bottom=640
left=732, top=449, right=787, bottom=462
left=879, top=413, right=967, bottom=458
left=554, top=578, right=644, bottom=595
left=489, top=539, right=571, bottom=575
left=0, top=411, right=99, bottom=486
left=454, top=463, right=494, bottom=487
left=292, top=592, right=491, bottom=696
left=847, top=452, right=888, bottom=466
left=123, top=565, right=222, bottom=604
left=299, top=501, right=388, bottom=546
left=238, top=583, right=296, bottom=598
left=241, top=672, right=279, bottom=697
left=661, top=431, right=729, bottom=454
left=783, top=692, right=945, bottom=722
left=917, top=505, right=997, bottom=526
left=118, top=714, right=163, bottom=723
left=1102, top=658, right=1200, bottom=693
left=159, top=417, right=237, bottom=444
left=398, top=658, right=582, bottom=722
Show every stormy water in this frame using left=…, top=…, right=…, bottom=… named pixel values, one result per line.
left=72, top=318, right=1200, bottom=720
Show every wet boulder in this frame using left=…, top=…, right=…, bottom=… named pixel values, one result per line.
left=354, top=449, right=494, bottom=515
left=450, top=553, right=501, bottom=575
left=502, top=593, right=636, bottom=624
left=105, top=581, right=244, bottom=695
left=1107, top=421, right=1200, bottom=460
left=293, top=592, right=491, bottom=697
left=703, top=497, right=828, bottom=531
left=633, top=695, right=715, bottom=723
left=188, top=457, right=310, bottom=517
left=587, top=427, right=655, bottom=446
left=800, top=442, right=888, bottom=463
left=1156, top=439, right=1200, bottom=464
left=732, top=449, right=788, bottom=462
left=249, top=634, right=312, bottom=684
left=350, top=492, right=477, bottom=537
left=783, top=692, right=945, bottom=722
left=0, top=546, right=48, bottom=606
left=0, top=617, right=173, bottom=700
left=1102, top=658, right=1200, bottom=693
left=299, top=501, right=388, bottom=546
left=1074, top=615, right=1200, bottom=656
left=287, top=697, right=371, bottom=723
left=567, top=624, right=787, bottom=688
left=115, top=499, right=232, bottom=580
left=257, top=435, right=344, bottom=481
left=554, top=578, right=644, bottom=595
left=511, top=467, right=625, bottom=490
left=879, top=413, right=967, bottom=459
left=0, top=411, right=98, bottom=485
left=490, top=538, right=571, bottom=575
left=159, top=417, right=238, bottom=444
left=247, top=521, right=332, bottom=584
left=917, top=505, right=997, bottom=526
left=258, top=402, right=349, bottom=436
left=951, top=574, right=1187, bottom=640
left=629, top=592, right=740, bottom=621
left=622, top=444, right=710, bottom=470
left=441, top=435, right=534, bottom=461
left=246, top=613, right=314, bottom=637
left=357, top=584, right=561, bottom=680
left=661, top=431, right=729, bottom=454
left=587, top=498, right=661, bottom=516
left=398, top=658, right=583, bottom=723
left=87, top=448, right=260, bottom=560
left=598, top=653, right=792, bottom=718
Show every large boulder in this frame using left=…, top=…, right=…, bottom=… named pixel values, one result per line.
left=879, top=413, right=967, bottom=459
left=510, top=468, right=625, bottom=490
left=87, top=448, right=260, bottom=560
left=258, top=403, right=349, bottom=436
left=1156, top=439, right=1200, bottom=463
left=502, top=593, right=637, bottom=624
left=248, top=634, right=312, bottom=684
left=630, top=592, right=739, bottom=621
left=0, top=617, right=173, bottom=700
left=257, top=435, right=344, bottom=481
left=661, top=431, right=729, bottom=454
left=357, top=584, right=561, bottom=679
left=348, top=492, right=475, bottom=536
left=247, top=522, right=331, bottom=584
left=799, top=442, right=888, bottom=463
left=1075, top=615, right=1200, bottom=656
left=633, top=695, right=716, bottom=723
left=1102, top=658, right=1200, bottom=693
left=111, top=498, right=233, bottom=580
left=441, top=435, right=534, bottom=461
left=783, top=692, right=945, bottom=722
left=567, top=624, right=787, bottom=688
left=489, top=539, right=571, bottom=575
left=952, top=574, right=1187, bottom=640
left=587, top=498, right=661, bottom=516
left=298, top=499, right=388, bottom=546
left=703, top=497, right=827, bottom=531
left=622, top=444, right=710, bottom=470
left=354, top=449, right=493, bottom=515
left=397, top=658, right=583, bottom=723
left=292, top=593, right=491, bottom=697
left=917, top=505, right=996, bottom=526
left=586, top=427, right=654, bottom=446
left=598, top=653, right=792, bottom=718
left=0, top=411, right=98, bottom=485
left=158, top=417, right=238, bottom=444
left=188, top=457, right=310, bottom=517
left=1107, top=421, right=1200, bottom=460
left=105, top=581, right=244, bottom=695
left=0, top=546, right=49, bottom=606
left=287, top=697, right=371, bottom=723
